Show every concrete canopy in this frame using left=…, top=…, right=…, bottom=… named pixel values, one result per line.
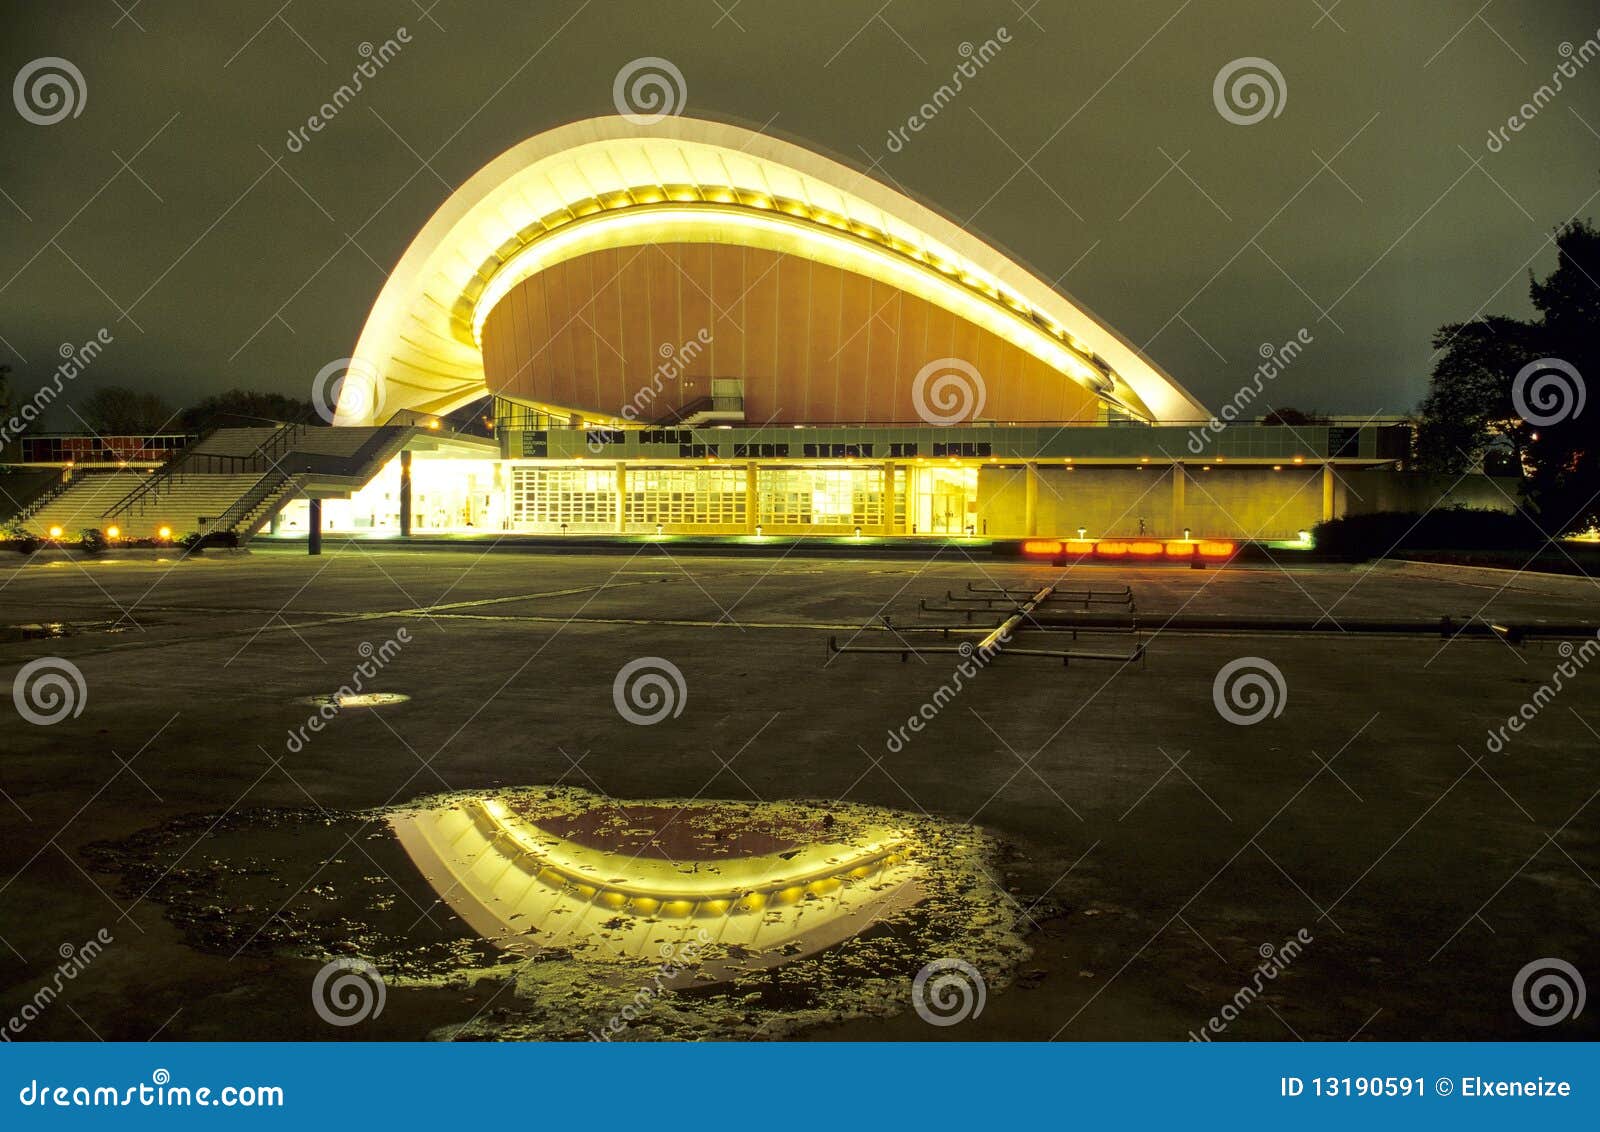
left=339, top=115, right=1208, bottom=426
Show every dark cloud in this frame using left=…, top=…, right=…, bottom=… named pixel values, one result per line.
left=2, top=0, right=1598, bottom=422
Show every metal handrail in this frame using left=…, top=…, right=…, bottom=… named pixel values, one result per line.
left=102, top=421, right=308, bottom=518
left=213, top=466, right=298, bottom=534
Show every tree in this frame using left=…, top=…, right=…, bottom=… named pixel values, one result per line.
left=77, top=385, right=176, bottom=434
left=1260, top=407, right=1328, bottom=426
left=1415, top=218, right=1600, bottom=534
left=1415, top=316, right=1543, bottom=474
left=178, top=389, right=321, bottom=433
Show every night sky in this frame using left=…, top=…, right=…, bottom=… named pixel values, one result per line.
left=3, top=0, right=1599, bottom=424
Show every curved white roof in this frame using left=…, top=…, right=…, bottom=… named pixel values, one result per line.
left=340, top=115, right=1207, bottom=425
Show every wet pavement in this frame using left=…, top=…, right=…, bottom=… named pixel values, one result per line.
left=0, top=547, right=1596, bottom=1040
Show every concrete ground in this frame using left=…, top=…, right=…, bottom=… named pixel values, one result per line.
left=0, top=544, right=1596, bottom=1041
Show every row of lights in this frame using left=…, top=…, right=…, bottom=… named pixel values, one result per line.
left=1022, top=538, right=1237, bottom=559
left=45, top=525, right=172, bottom=541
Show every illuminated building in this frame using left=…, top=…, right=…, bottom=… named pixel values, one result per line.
left=13, top=117, right=1493, bottom=544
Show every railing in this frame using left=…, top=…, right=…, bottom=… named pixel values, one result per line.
left=16, top=472, right=73, bottom=522
left=256, top=421, right=307, bottom=466
left=102, top=421, right=313, bottom=518
left=212, top=467, right=299, bottom=535
left=100, top=427, right=228, bottom=517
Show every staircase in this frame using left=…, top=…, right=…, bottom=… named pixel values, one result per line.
left=21, top=471, right=149, bottom=535
left=15, top=425, right=419, bottom=543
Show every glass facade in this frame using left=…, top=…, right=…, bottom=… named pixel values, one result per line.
left=624, top=467, right=746, bottom=531
left=509, top=466, right=616, bottom=531
left=757, top=467, right=888, bottom=531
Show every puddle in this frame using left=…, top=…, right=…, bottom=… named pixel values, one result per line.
left=295, top=692, right=411, bottom=708
left=88, top=786, right=1029, bottom=1040
left=3, top=620, right=137, bottom=642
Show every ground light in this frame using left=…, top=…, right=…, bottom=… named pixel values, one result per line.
left=105, top=526, right=119, bottom=539
left=48, top=526, right=63, bottom=539
left=157, top=526, right=172, bottom=541
left=1023, top=538, right=1237, bottom=561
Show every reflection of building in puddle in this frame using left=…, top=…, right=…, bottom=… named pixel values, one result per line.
left=389, top=796, right=925, bottom=981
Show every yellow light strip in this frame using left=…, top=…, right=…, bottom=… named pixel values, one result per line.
left=473, top=799, right=908, bottom=914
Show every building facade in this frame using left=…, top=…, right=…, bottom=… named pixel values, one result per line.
left=299, top=115, right=1448, bottom=543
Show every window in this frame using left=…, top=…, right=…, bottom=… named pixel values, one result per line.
left=757, top=467, right=886, bottom=528
left=509, top=467, right=615, bottom=530
left=624, top=467, right=746, bottom=528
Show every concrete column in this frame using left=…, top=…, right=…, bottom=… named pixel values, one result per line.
left=1023, top=463, right=1039, bottom=537
left=308, top=498, right=322, bottom=556
left=1171, top=463, right=1186, bottom=537
left=745, top=463, right=759, bottom=534
left=881, top=460, right=897, bottom=535
left=398, top=449, right=413, bottom=537
left=615, top=463, right=628, bottom=533
left=1322, top=463, right=1335, bottom=521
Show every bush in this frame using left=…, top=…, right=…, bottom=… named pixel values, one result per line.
left=3, top=518, right=38, bottom=554
left=1312, top=508, right=1539, bottom=558
left=79, top=527, right=108, bottom=555
left=175, top=530, right=239, bottom=552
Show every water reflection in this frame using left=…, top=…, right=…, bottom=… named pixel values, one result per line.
left=389, top=795, right=925, bottom=979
